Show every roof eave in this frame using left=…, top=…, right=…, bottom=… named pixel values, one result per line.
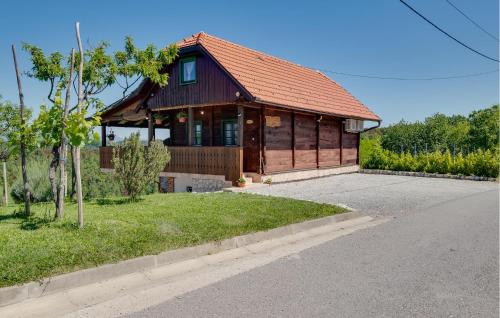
left=253, top=97, right=381, bottom=122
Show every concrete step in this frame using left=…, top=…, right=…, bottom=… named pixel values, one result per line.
left=244, top=173, right=261, bottom=183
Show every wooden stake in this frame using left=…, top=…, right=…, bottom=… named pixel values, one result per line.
left=11, top=44, right=31, bottom=216
left=2, top=161, right=7, bottom=206
left=147, top=111, right=154, bottom=145
left=188, top=107, right=193, bottom=146
left=75, top=23, right=84, bottom=228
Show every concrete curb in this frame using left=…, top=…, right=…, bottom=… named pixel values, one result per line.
left=0, top=211, right=364, bottom=307
left=360, top=169, right=498, bottom=182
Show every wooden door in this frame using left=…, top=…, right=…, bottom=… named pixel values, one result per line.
left=243, top=108, right=260, bottom=172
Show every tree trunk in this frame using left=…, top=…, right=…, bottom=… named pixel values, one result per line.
left=75, top=22, right=84, bottom=228
left=11, top=44, right=31, bottom=216
left=2, top=161, right=7, bottom=206
left=57, top=48, right=75, bottom=219
left=70, top=145, right=76, bottom=199
left=49, top=145, right=60, bottom=217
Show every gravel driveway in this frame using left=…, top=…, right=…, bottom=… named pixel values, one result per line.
left=244, top=173, right=498, bottom=217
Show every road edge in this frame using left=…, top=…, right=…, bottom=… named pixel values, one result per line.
left=0, top=210, right=365, bottom=307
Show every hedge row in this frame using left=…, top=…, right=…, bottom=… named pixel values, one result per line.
left=361, top=148, right=498, bottom=178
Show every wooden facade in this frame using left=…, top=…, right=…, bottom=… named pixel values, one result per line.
left=261, top=107, right=358, bottom=174
left=101, top=104, right=359, bottom=180
left=99, top=35, right=375, bottom=188
left=147, top=52, right=247, bottom=109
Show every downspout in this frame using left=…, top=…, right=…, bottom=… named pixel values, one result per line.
left=362, top=120, right=381, bottom=132
left=358, top=120, right=381, bottom=166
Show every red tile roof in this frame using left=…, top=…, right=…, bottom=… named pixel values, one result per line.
left=177, top=32, right=380, bottom=121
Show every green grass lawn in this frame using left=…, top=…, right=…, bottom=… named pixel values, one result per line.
left=0, top=192, right=345, bottom=287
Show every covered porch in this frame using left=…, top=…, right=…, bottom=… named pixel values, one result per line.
left=100, top=104, right=260, bottom=188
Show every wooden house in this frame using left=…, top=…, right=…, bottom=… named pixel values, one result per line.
left=99, top=32, right=381, bottom=192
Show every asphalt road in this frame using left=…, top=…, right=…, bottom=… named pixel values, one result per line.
left=127, top=176, right=499, bottom=318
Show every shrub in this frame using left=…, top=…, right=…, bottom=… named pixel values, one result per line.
left=112, top=133, right=170, bottom=199
left=80, top=149, right=122, bottom=199
left=391, top=152, right=417, bottom=172
left=11, top=158, right=52, bottom=203
left=361, top=148, right=499, bottom=178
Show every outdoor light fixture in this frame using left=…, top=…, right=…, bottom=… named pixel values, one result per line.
left=200, top=110, right=205, bottom=115
left=235, top=91, right=240, bottom=98
left=107, top=129, right=115, bottom=142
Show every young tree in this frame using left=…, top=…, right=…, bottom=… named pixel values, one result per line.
left=22, top=23, right=178, bottom=223
left=58, top=49, right=76, bottom=217
left=0, top=97, right=36, bottom=207
left=0, top=140, right=8, bottom=206
left=112, top=133, right=170, bottom=200
left=0, top=98, right=15, bottom=206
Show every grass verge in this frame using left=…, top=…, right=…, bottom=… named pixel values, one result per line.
left=0, top=192, right=345, bottom=287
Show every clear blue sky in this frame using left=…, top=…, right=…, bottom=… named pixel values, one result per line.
left=0, top=0, right=498, bottom=126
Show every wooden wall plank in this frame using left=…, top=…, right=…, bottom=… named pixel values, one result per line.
left=318, top=117, right=341, bottom=167
left=341, top=131, right=359, bottom=165
left=264, top=108, right=293, bottom=172
left=148, top=53, right=241, bottom=109
left=294, top=113, right=317, bottom=169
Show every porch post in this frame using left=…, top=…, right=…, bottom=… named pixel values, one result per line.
left=237, top=105, right=244, bottom=146
left=188, top=107, right=193, bottom=146
left=101, top=124, right=107, bottom=147
left=209, top=106, right=214, bottom=146
left=238, top=105, right=244, bottom=178
left=147, top=112, right=154, bottom=144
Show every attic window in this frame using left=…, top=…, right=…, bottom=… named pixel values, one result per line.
left=180, top=57, right=196, bottom=84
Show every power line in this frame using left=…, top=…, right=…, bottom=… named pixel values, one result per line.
left=399, top=0, right=499, bottom=63
left=316, top=68, right=498, bottom=81
left=444, top=0, right=499, bottom=42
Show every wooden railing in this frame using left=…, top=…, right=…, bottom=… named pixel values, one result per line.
left=100, top=146, right=114, bottom=169
left=165, top=146, right=242, bottom=183
left=100, top=146, right=242, bottom=183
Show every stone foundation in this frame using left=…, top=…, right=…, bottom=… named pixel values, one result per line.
left=192, top=178, right=227, bottom=192
left=263, top=165, right=359, bottom=183
left=159, top=172, right=232, bottom=192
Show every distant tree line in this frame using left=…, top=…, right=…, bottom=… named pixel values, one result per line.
left=360, top=105, right=499, bottom=178
left=364, top=105, right=499, bottom=154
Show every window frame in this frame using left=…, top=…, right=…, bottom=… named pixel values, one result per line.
left=221, top=119, right=238, bottom=146
left=193, top=120, right=203, bottom=146
left=179, top=57, right=197, bottom=85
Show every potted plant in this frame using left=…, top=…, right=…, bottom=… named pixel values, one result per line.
left=153, top=114, right=163, bottom=125
left=107, top=129, right=115, bottom=142
left=177, top=111, right=188, bottom=123
left=237, top=176, right=246, bottom=188
left=263, top=177, right=272, bottom=186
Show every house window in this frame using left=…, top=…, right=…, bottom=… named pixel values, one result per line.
left=193, top=121, right=202, bottom=146
left=180, top=57, right=196, bottom=84
left=222, top=120, right=238, bottom=146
